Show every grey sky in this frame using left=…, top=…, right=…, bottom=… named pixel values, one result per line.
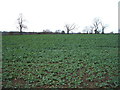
left=0, top=0, right=119, bottom=33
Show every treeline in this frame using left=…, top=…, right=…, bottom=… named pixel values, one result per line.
left=2, top=31, right=65, bottom=35
left=2, top=31, right=117, bottom=35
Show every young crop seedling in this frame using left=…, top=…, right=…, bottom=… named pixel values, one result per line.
left=2, top=34, right=119, bottom=88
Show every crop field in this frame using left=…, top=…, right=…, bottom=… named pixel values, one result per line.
left=2, top=34, right=120, bottom=88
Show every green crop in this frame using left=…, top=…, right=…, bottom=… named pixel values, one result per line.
left=2, top=34, right=119, bottom=88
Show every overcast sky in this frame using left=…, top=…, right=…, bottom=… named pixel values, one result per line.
left=0, top=0, right=119, bottom=33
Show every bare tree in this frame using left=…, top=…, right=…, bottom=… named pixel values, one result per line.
left=93, top=18, right=101, bottom=34
left=17, top=13, right=27, bottom=34
left=100, top=22, right=108, bottom=34
left=83, top=26, right=89, bottom=34
left=65, top=24, right=76, bottom=34
left=89, top=26, right=94, bottom=34
left=92, top=18, right=108, bottom=34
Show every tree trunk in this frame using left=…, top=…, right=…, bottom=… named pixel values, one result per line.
left=20, top=25, right=22, bottom=35
left=101, top=28, right=104, bottom=34
left=67, top=29, right=69, bottom=34
left=94, top=29, right=97, bottom=34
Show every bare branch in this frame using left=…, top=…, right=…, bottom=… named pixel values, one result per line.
left=65, top=24, right=76, bottom=34
left=70, top=24, right=76, bottom=30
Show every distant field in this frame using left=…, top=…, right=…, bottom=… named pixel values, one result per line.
left=2, top=34, right=120, bottom=88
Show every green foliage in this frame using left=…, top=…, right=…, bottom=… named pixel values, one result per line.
left=2, top=34, right=119, bottom=88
